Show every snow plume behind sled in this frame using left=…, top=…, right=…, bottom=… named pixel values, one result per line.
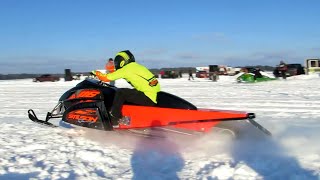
left=27, top=78, right=271, bottom=140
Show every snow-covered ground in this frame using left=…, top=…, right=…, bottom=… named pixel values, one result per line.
left=0, top=74, right=320, bottom=180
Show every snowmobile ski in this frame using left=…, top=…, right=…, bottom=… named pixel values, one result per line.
left=28, top=109, right=58, bottom=128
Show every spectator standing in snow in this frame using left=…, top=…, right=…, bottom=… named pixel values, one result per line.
left=105, top=58, right=116, bottom=86
left=278, top=60, right=288, bottom=79
left=188, top=69, right=194, bottom=80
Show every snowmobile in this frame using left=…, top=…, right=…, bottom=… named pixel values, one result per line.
left=236, top=72, right=277, bottom=83
left=28, top=78, right=271, bottom=137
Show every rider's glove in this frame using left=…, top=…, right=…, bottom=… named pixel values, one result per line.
left=90, top=70, right=97, bottom=76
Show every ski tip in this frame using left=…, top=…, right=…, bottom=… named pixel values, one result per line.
left=27, top=109, right=57, bottom=128
left=247, top=118, right=272, bottom=136
left=28, top=109, right=39, bottom=121
left=247, top=113, right=256, bottom=119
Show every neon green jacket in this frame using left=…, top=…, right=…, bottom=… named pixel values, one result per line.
left=99, top=62, right=160, bottom=103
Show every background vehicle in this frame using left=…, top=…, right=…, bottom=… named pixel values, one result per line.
left=33, top=74, right=60, bottom=82
left=160, top=70, right=179, bottom=79
left=286, top=64, right=305, bottom=77
left=305, top=59, right=320, bottom=75
left=196, top=70, right=208, bottom=78
left=273, top=64, right=305, bottom=78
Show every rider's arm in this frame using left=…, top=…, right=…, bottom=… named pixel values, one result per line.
left=96, top=68, right=125, bottom=82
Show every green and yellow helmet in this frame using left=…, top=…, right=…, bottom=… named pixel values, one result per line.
left=114, top=50, right=135, bottom=70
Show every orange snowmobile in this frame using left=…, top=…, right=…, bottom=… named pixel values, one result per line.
left=28, top=78, right=271, bottom=137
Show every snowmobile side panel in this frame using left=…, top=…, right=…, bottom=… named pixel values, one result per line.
left=116, top=105, right=251, bottom=131
left=171, top=122, right=220, bottom=132
left=62, top=101, right=113, bottom=130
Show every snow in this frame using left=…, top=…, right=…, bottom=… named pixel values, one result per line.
left=0, top=74, right=320, bottom=180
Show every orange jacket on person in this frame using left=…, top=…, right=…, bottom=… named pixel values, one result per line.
left=105, top=60, right=115, bottom=73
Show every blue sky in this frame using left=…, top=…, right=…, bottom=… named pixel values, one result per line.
left=0, top=0, right=319, bottom=74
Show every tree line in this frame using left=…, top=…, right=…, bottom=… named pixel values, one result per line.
left=0, top=65, right=276, bottom=80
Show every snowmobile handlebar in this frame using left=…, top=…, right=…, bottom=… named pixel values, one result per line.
left=85, top=76, right=115, bottom=88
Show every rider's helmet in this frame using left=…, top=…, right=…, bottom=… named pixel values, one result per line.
left=114, top=50, right=135, bottom=70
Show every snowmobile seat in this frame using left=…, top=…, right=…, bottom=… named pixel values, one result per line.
left=156, top=91, right=197, bottom=110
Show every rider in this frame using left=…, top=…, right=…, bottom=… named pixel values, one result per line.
left=253, top=67, right=263, bottom=80
left=91, top=50, right=160, bottom=127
